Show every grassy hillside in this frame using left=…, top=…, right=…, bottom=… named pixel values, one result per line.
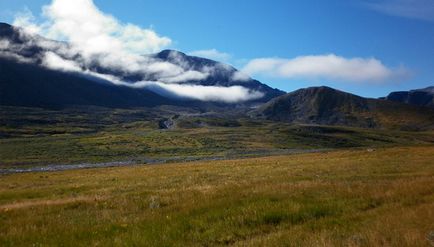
left=1, top=146, right=433, bottom=246
left=1, top=106, right=434, bottom=168
left=255, top=86, right=434, bottom=130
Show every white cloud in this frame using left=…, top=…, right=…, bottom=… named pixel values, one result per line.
left=38, top=51, right=125, bottom=83
left=12, top=8, right=43, bottom=35
left=363, top=0, right=434, bottom=21
left=145, top=61, right=185, bottom=77
left=0, top=38, right=38, bottom=63
left=0, top=50, right=36, bottom=64
left=40, top=0, right=171, bottom=54
left=161, top=70, right=209, bottom=84
left=42, top=51, right=82, bottom=72
left=188, top=49, right=231, bottom=62
left=242, top=54, right=408, bottom=83
left=124, top=81, right=264, bottom=103
left=231, top=71, right=251, bottom=81
left=0, top=39, right=11, bottom=50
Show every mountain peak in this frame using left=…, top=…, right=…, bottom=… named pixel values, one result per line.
left=295, top=86, right=359, bottom=98
left=302, top=86, right=338, bottom=93
left=254, top=86, right=373, bottom=127
left=0, top=22, right=12, bottom=28
left=155, top=49, right=187, bottom=60
left=0, top=22, right=17, bottom=38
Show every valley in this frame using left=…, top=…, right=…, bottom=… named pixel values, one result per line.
left=2, top=105, right=434, bottom=171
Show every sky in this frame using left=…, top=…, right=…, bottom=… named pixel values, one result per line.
left=0, top=0, right=433, bottom=98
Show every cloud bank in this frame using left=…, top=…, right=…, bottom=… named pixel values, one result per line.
left=363, top=0, right=434, bottom=21
left=4, top=0, right=263, bottom=103
left=122, top=81, right=264, bottom=103
left=241, top=54, right=408, bottom=83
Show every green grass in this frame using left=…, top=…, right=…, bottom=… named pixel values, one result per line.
left=0, top=146, right=434, bottom=246
left=1, top=106, right=434, bottom=167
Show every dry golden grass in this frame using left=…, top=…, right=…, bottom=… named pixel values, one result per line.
left=0, top=146, right=433, bottom=246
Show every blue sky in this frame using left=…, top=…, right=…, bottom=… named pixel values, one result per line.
left=1, top=0, right=433, bottom=98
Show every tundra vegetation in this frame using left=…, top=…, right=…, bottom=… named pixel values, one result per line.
left=1, top=146, right=433, bottom=246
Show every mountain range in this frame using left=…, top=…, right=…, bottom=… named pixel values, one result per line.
left=253, top=86, right=434, bottom=130
left=0, top=22, right=433, bottom=130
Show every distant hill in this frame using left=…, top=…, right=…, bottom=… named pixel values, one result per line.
left=384, top=87, right=434, bottom=108
left=0, top=22, right=284, bottom=108
left=253, top=86, right=434, bottom=130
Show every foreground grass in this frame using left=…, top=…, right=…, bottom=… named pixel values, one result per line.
left=1, top=146, right=434, bottom=246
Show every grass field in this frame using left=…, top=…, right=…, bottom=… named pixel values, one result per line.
left=1, top=146, right=433, bottom=246
left=2, top=106, right=434, bottom=168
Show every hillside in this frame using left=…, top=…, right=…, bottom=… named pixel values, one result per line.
left=253, top=86, right=434, bottom=130
left=0, top=58, right=185, bottom=108
left=385, top=86, right=434, bottom=108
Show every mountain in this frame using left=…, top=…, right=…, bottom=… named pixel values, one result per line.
left=384, top=87, right=434, bottom=108
left=151, top=50, right=284, bottom=101
left=0, top=22, right=284, bottom=108
left=253, top=86, right=434, bottom=130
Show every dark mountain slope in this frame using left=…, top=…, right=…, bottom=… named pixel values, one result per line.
left=0, top=58, right=178, bottom=108
left=384, top=86, right=434, bottom=108
left=254, top=86, right=434, bottom=130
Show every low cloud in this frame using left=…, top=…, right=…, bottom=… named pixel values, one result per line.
left=188, top=49, right=231, bottom=62
left=0, top=39, right=11, bottom=50
left=15, top=48, right=262, bottom=102
left=0, top=50, right=36, bottom=64
left=42, top=51, right=82, bottom=72
left=54, top=56, right=261, bottom=102
left=0, top=37, right=38, bottom=63
left=231, top=71, right=251, bottom=82
left=242, top=54, right=408, bottom=83
left=362, top=0, right=434, bottom=21
left=123, top=81, right=264, bottom=103
left=161, top=70, right=209, bottom=84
